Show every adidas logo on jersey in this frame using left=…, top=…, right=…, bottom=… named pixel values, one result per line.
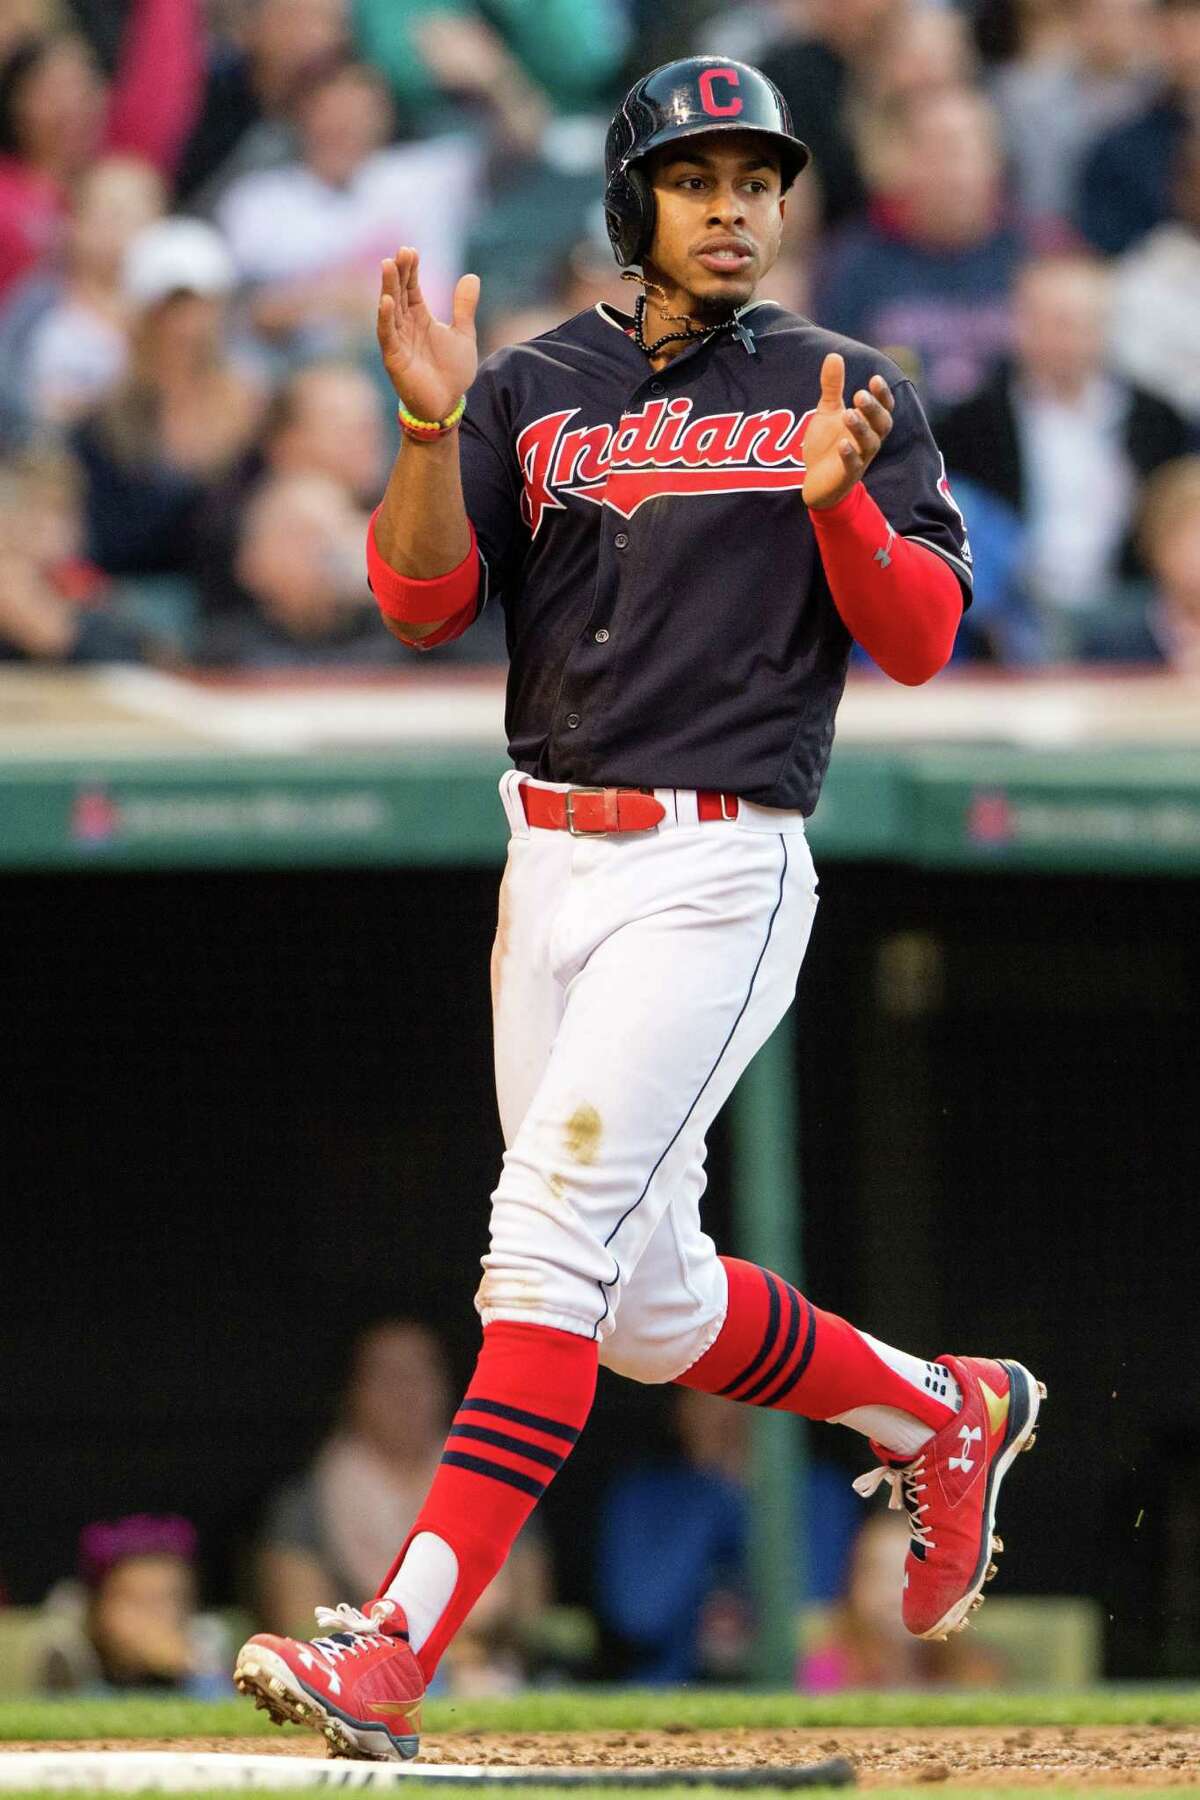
left=516, top=398, right=818, bottom=535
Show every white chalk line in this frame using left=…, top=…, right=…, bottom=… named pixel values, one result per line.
left=0, top=1751, right=855, bottom=1792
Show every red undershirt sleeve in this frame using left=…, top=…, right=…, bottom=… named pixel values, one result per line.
left=809, top=481, right=963, bottom=685
left=366, top=506, right=481, bottom=652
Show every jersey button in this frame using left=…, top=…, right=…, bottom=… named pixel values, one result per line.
left=650, top=381, right=664, bottom=394
left=594, top=628, right=610, bottom=644
left=614, top=532, right=629, bottom=549
left=565, top=713, right=581, bottom=729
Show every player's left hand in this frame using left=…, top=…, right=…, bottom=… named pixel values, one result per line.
left=802, top=353, right=894, bottom=511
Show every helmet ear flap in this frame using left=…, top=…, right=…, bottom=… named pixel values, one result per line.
left=604, top=161, right=656, bottom=269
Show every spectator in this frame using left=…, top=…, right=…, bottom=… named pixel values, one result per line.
left=1077, top=0, right=1200, bottom=254
left=800, top=1511, right=1002, bottom=1691
left=0, top=0, right=202, bottom=300
left=478, top=228, right=640, bottom=357
left=759, top=0, right=975, bottom=229
left=1085, top=458, right=1200, bottom=663
left=200, top=470, right=388, bottom=665
left=860, top=3, right=980, bottom=109
left=1137, top=459, right=1200, bottom=668
left=264, top=362, right=389, bottom=505
left=1110, top=126, right=1200, bottom=424
left=0, top=446, right=144, bottom=663
left=596, top=1390, right=857, bottom=1685
left=0, top=156, right=165, bottom=440
left=193, top=361, right=387, bottom=622
left=992, top=0, right=1157, bottom=232
left=761, top=0, right=902, bottom=229
left=927, top=473, right=1041, bottom=664
left=72, top=217, right=264, bottom=576
left=37, top=1514, right=230, bottom=1695
left=936, top=254, right=1188, bottom=648
left=255, top=1322, right=549, bottom=1691
left=176, top=0, right=351, bottom=209
left=773, top=0, right=978, bottom=239
left=215, top=57, right=479, bottom=360
left=352, top=0, right=628, bottom=137
left=815, top=86, right=1022, bottom=413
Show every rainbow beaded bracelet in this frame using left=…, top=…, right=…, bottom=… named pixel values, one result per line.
left=398, top=395, right=466, bottom=441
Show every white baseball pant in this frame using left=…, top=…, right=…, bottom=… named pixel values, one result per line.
left=477, top=770, right=820, bottom=1384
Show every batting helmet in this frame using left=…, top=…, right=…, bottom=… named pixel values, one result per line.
left=603, top=57, right=810, bottom=269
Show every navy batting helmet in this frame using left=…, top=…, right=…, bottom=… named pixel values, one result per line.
left=603, top=57, right=810, bottom=269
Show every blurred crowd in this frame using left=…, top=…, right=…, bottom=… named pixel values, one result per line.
left=19, top=1320, right=1008, bottom=1697
left=1, top=0, right=1199, bottom=672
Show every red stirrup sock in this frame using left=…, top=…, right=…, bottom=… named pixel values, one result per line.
left=375, top=1321, right=597, bottom=1682
left=677, top=1257, right=959, bottom=1437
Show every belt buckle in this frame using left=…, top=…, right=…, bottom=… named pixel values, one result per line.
left=719, top=793, right=737, bottom=821
left=564, top=787, right=608, bottom=836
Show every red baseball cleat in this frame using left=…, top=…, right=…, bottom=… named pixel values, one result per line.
left=854, top=1356, right=1046, bottom=1641
left=234, top=1600, right=423, bottom=1761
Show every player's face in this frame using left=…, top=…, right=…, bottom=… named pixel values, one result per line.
left=645, top=137, right=787, bottom=311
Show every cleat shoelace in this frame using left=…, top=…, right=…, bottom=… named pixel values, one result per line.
left=310, top=1602, right=388, bottom=1662
left=853, top=1456, right=936, bottom=1551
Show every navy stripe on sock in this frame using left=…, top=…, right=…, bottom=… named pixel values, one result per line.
left=439, top=1449, right=547, bottom=1498
left=717, top=1268, right=782, bottom=1398
left=757, top=1293, right=818, bottom=1408
left=740, top=1280, right=803, bottom=1405
left=458, top=1396, right=581, bottom=1443
left=447, top=1421, right=566, bottom=1471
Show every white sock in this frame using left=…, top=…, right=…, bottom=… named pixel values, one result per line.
left=383, top=1531, right=458, bottom=1654
left=828, top=1343, right=962, bottom=1458
left=831, top=1404, right=936, bottom=1459
left=860, top=1335, right=962, bottom=1415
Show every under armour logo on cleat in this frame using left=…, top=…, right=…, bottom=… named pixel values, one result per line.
left=948, top=1423, right=982, bottom=1472
left=874, top=525, right=895, bottom=570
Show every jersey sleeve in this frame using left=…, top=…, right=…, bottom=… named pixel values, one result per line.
left=459, top=360, right=526, bottom=613
left=863, top=378, right=973, bottom=606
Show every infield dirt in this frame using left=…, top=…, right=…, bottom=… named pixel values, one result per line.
left=3, top=1729, right=1198, bottom=1787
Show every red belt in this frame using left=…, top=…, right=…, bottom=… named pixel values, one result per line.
left=521, top=784, right=738, bottom=835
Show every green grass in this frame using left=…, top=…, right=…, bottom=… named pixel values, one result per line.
left=1, top=1687, right=1200, bottom=1741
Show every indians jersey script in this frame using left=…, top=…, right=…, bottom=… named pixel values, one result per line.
left=459, top=301, right=971, bottom=812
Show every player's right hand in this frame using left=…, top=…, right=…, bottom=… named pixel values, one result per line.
left=377, top=248, right=479, bottom=424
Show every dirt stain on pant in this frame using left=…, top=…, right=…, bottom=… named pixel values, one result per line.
left=477, top=1267, right=544, bottom=1310
left=564, top=1103, right=602, bottom=1166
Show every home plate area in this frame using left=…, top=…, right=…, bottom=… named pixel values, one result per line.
left=0, top=1745, right=853, bottom=1792
left=3, top=1728, right=1200, bottom=1789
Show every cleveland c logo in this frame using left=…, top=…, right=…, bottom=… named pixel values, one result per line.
left=516, top=399, right=815, bottom=535
left=698, top=67, right=742, bottom=117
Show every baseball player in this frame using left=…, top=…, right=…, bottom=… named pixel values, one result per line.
left=236, top=58, right=1044, bottom=1757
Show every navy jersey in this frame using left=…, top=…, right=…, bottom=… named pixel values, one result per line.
left=459, top=300, right=971, bottom=813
